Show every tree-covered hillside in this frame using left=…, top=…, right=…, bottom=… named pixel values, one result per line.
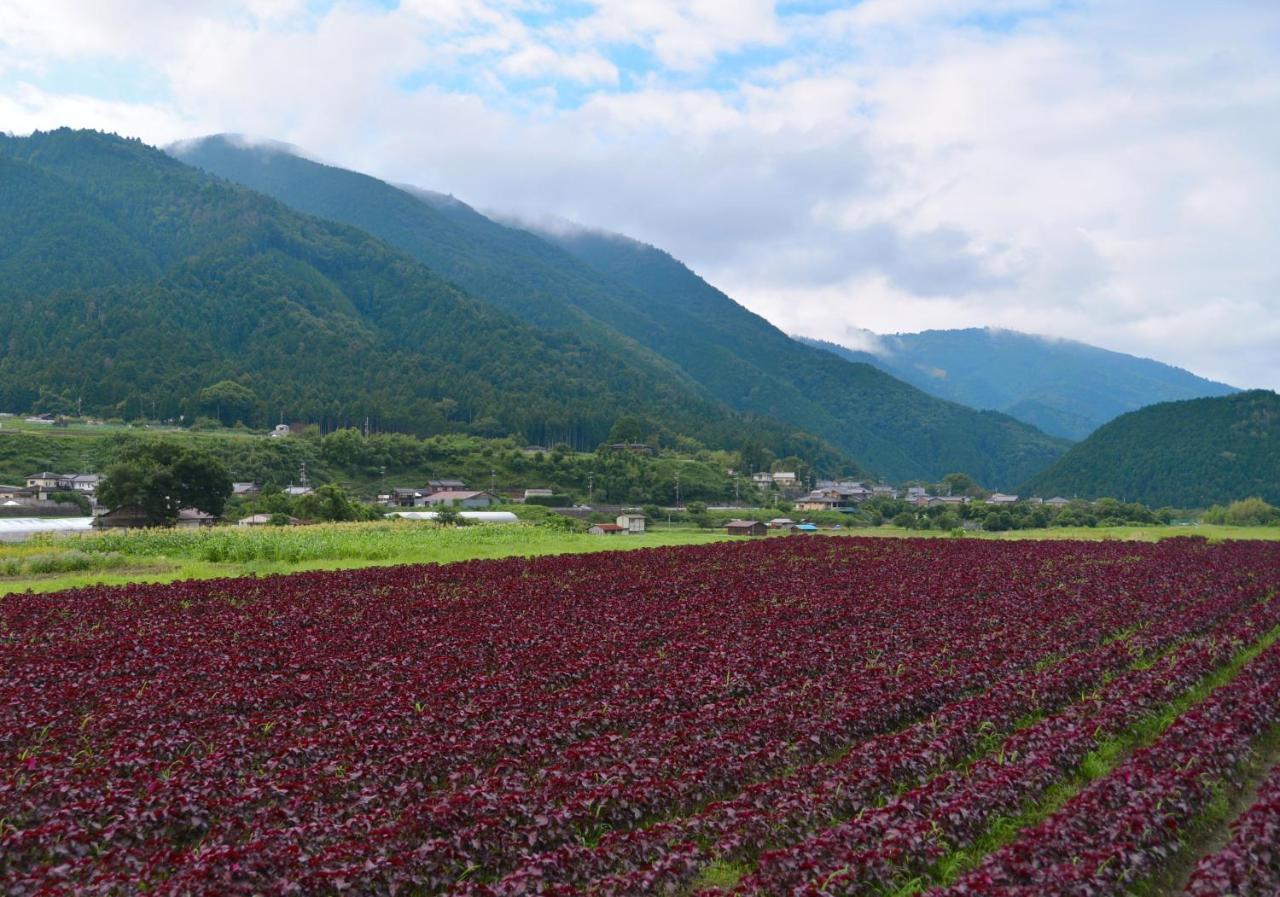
left=802, top=329, right=1237, bottom=440
left=541, top=228, right=1068, bottom=487
left=176, top=136, right=1068, bottom=487
left=1021, top=390, right=1280, bottom=506
left=0, top=129, right=848, bottom=472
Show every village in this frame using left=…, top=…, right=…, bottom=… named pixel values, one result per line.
left=0, top=463, right=1082, bottom=540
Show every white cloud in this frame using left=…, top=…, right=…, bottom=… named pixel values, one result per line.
left=1, top=0, right=1278, bottom=390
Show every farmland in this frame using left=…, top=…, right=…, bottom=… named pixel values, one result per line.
left=1, top=519, right=1277, bottom=597
left=4, top=536, right=1280, bottom=895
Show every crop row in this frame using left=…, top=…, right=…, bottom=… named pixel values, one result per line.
left=3, top=536, right=1279, bottom=895
left=1182, top=760, right=1280, bottom=896
left=736, top=596, right=1280, bottom=896
left=467, top=565, right=1280, bottom=896
left=930, top=632, right=1280, bottom=895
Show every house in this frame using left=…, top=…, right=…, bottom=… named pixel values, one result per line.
left=283, top=484, right=313, bottom=497
left=771, top=471, right=799, bottom=488
left=0, top=484, right=34, bottom=502
left=588, top=523, right=624, bottom=535
left=988, top=493, right=1020, bottom=505
left=616, top=512, right=647, bottom=534
left=68, top=474, right=101, bottom=493
left=1045, top=496, right=1071, bottom=508
left=426, top=490, right=496, bottom=509
left=427, top=478, right=467, bottom=494
left=928, top=496, right=971, bottom=507
left=232, top=481, right=261, bottom=497
left=871, top=485, right=899, bottom=499
left=795, top=493, right=847, bottom=512
left=523, top=488, right=555, bottom=501
left=906, top=486, right=929, bottom=500
left=751, top=472, right=774, bottom=487
left=94, top=505, right=151, bottom=529
left=815, top=480, right=873, bottom=501
left=25, top=472, right=66, bottom=491
left=176, top=508, right=222, bottom=528
left=390, top=487, right=427, bottom=507
left=767, top=517, right=796, bottom=528
left=269, top=424, right=291, bottom=438
left=725, top=519, right=767, bottom=537
left=238, top=513, right=301, bottom=526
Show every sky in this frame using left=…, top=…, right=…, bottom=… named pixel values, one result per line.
left=2, top=0, right=1279, bottom=389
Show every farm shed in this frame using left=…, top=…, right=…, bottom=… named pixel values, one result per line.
left=588, top=523, right=624, bottom=535
left=616, top=513, right=647, bottom=534
left=725, top=520, right=767, bottom=537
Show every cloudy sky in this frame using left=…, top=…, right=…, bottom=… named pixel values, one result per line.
left=3, top=1, right=1279, bottom=388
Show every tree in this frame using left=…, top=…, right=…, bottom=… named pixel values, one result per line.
left=196, top=380, right=258, bottom=427
left=98, top=441, right=232, bottom=525
left=292, top=484, right=372, bottom=522
left=433, top=504, right=462, bottom=527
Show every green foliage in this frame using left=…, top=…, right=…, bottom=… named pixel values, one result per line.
left=97, top=440, right=232, bottom=525
left=48, top=490, right=92, bottom=514
left=291, top=484, right=378, bottom=522
left=0, top=129, right=846, bottom=474
left=432, top=504, right=462, bottom=527
left=1203, top=497, right=1280, bottom=526
left=1023, top=391, right=1280, bottom=506
left=523, top=493, right=572, bottom=507
left=173, top=134, right=1066, bottom=487
left=196, top=380, right=257, bottom=426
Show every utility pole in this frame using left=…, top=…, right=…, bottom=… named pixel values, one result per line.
left=675, top=470, right=681, bottom=510
left=300, top=460, right=308, bottom=488
left=587, top=472, right=595, bottom=505
left=490, top=469, right=496, bottom=495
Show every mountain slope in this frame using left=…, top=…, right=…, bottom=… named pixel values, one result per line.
left=802, top=329, right=1238, bottom=440
left=0, top=129, right=848, bottom=467
left=174, top=136, right=1068, bottom=487
left=536, top=228, right=1068, bottom=487
left=1020, top=390, right=1280, bottom=506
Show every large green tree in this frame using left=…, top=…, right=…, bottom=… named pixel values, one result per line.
left=98, top=442, right=232, bottom=525
left=196, top=380, right=258, bottom=426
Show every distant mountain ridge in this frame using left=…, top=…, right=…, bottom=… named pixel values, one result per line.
left=173, top=135, right=1068, bottom=487
left=1020, top=390, right=1280, bottom=506
left=801, top=329, right=1238, bottom=440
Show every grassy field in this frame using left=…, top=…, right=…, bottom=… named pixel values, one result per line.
left=0, top=520, right=1276, bottom=596
left=0, top=521, right=735, bottom=595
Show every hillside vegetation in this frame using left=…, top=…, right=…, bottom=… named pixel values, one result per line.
left=803, top=329, right=1237, bottom=440
left=0, top=129, right=845, bottom=471
left=174, top=135, right=1068, bottom=487
left=1021, top=390, right=1280, bottom=506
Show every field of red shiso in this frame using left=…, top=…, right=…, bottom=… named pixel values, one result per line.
left=5, top=536, right=1280, bottom=896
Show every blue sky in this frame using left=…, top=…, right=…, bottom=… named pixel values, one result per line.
left=2, top=1, right=1279, bottom=389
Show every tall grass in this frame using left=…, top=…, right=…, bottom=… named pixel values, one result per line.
left=46, top=521, right=576, bottom=564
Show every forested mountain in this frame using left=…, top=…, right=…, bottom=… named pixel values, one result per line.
left=1021, top=390, right=1280, bottom=506
left=802, top=329, right=1237, bottom=440
left=174, top=135, right=1068, bottom=486
left=0, top=129, right=850, bottom=470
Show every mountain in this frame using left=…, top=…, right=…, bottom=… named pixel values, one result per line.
left=0, top=128, right=850, bottom=468
left=1020, top=390, right=1280, bottom=507
left=801, top=329, right=1238, bottom=440
left=173, top=135, right=1068, bottom=487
